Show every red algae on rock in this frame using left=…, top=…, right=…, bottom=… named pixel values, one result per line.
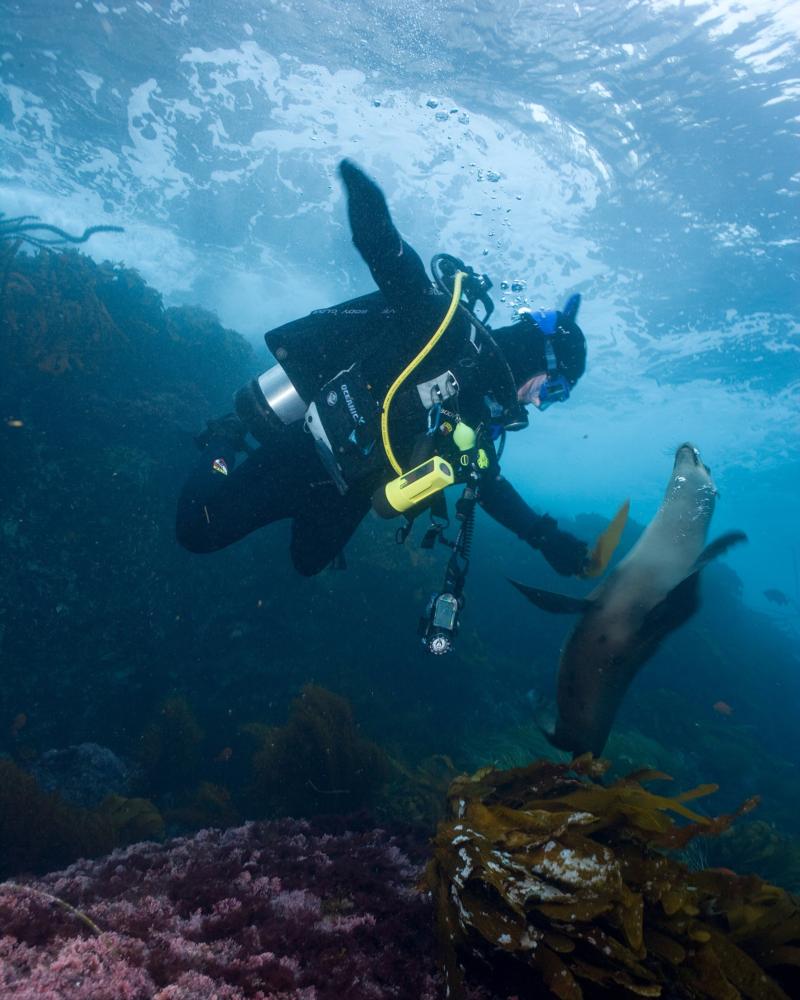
left=0, top=818, right=448, bottom=1000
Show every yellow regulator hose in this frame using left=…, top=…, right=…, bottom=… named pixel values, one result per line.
left=380, top=270, right=464, bottom=475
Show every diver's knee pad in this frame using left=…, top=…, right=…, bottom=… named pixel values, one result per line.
left=234, top=364, right=307, bottom=446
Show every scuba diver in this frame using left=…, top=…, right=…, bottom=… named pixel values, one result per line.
left=177, top=159, right=589, bottom=645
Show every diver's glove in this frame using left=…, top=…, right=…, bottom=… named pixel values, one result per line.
left=528, top=514, right=589, bottom=577
left=194, top=412, right=248, bottom=453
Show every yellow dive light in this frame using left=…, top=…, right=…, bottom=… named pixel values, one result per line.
left=373, top=457, right=456, bottom=518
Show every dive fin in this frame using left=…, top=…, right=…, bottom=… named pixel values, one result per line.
left=509, top=579, right=592, bottom=614
left=694, top=530, right=748, bottom=571
left=582, top=499, right=630, bottom=579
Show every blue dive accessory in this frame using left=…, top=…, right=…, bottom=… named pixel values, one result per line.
left=521, top=293, right=582, bottom=409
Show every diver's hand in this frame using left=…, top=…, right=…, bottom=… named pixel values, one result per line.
left=530, top=515, right=589, bottom=577
left=338, top=158, right=384, bottom=204
left=338, top=159, right=400, bottom=255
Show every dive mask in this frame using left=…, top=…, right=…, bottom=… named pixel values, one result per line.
left=517, top=307, right=573, bottom=410
left=517, top=371, right=571, bottom=409
left=537, top=372, right=571, bottom=410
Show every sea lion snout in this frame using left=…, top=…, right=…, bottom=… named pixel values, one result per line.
left=673, top=442, right=713, bottom=482
left=675, top=442, right=701, bottom=465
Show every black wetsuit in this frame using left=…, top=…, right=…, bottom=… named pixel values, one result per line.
left=176, top=161, right=586, bottom=576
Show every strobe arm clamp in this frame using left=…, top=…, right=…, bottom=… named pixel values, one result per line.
left=419, top=486, right=478, bottom=655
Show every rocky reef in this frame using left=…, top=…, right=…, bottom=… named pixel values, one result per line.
left=0, top=817, right=450, bottom=1000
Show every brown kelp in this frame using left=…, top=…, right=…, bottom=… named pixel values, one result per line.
left=425, top=755, right=800, bottom=999
left=137, top=695, right=205, bottom=797
left=0, top=213, right=122, bottom=251
left=713, top=820, right=800, bottom=896
left=379, top=753, right=460, bottom=832
left=0, top=759, right=163, bottom=879
left=0, top=211, right=122, bottom=306
left=249, top=684, right=393, bottom=816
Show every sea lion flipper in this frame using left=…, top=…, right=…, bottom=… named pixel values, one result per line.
left=640, top=572, right=701, bottom=642
left=609, top=574, right=703, bottom=687
left=509, top=579, right=592, bottom=614
left=631, top=532, right=747, bottom=657
left=694, top=530, right=748, bottom=570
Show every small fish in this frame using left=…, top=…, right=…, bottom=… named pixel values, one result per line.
left=5, top=418, right=24, bottom=428
left=9, top=712, right=27, bottom=736
left=713, top=700, right=733, bottom=717
left=212, top=457, right=228, bottom=476
left=215, top=746, right=234, bottom=763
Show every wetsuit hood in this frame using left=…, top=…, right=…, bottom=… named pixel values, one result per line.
left=493, top=312, right=587, bottom=390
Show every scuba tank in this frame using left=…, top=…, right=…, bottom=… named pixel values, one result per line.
left=234, top=291, right=391, bottom=441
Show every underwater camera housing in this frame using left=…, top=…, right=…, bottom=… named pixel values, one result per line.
left=419, top=591, right=462, bottom=655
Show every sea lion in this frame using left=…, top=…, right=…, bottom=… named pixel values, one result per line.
left=512, top=443, right=746, bottom=756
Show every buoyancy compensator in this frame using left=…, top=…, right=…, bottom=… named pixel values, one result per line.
left=232, top=256, right=518, bottom=509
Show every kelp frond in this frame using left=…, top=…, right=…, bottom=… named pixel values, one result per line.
left=0, top=211, right=124, bottom=312
left=425, top=755, right=798, bottom=999
left=0, top=213, right=123, bottom=250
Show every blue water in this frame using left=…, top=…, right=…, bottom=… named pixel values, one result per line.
left=2, top=0, right=800, bottom=760
left=3, top=0, right=798, bottom=612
